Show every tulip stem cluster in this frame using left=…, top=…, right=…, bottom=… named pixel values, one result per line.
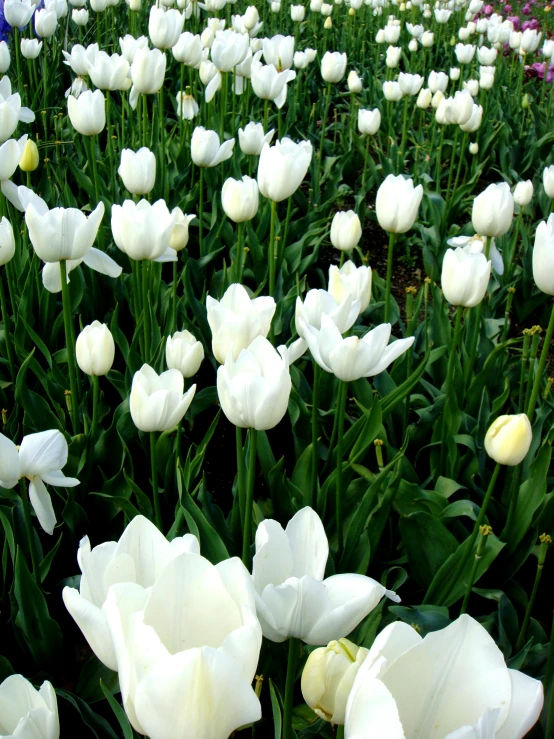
left=335, top=380, right=348, bottom=554
left=526, top=302, right=554, bottom=422
left=384, top=232, right=396, bottom=323
left=241, top=429, right=257, bottom=566
left=59, top=260, right=80, bottom=435
left=516, top=534, right=551, bottom=652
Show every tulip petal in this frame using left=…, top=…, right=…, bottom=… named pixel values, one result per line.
left=62, top=587, right=118, bottom=671
left=40, top=469, right=80, bottom=487
left=83, top=247, right=123, bottom=278
left=134, top=646, right=261, bottom=739
left=346, top=667, right=406, bottom=739
left=0, top=432, right=20, bottom=488
left=286, top=507, right=328, bottom=581
left=28, top=477, right=56, bottom=535
left=494, top=669, right=544, bottom=739
left=259, top=575, right=329, bottom=643
left=252, top=519, right=294, bottom=592
left=0, top=675, right=48, bottom=735
left=306, top=574, right=389, bottom=646
left=444, top=708, right=500, bottom=739
left=365, top=337, right=415, bottom=377
left=115, top=514, right=173, bottom=588
left=18, top=429, right=68, bottom=477
left=379, top=614, right=512, bottom=739
left=78, top=537, right=118, bottom=606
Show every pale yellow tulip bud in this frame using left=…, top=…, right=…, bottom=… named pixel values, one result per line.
left=485, top=414, right=532, bottom=466
left=19, top=139, right=39, bottom=172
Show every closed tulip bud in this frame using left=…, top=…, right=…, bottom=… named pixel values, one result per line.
left=207, top=283, right=275, bottom=363
left=449, top=66, right=461, bottom=80
left=358, top=107, right=381, bottom=134
left=291, top=4, right=305, bottom=20
left=347, top=70, right=362, bottom=92
left=217, top=336, right=291, bottom=429
left=19, top=138, right=39, bottom=172
left=417, top=87, right=432, bottom=108
left=398, top=72, right=424, bottom=95
left=35, top=8, right=58, bottom=37
left=243, top=4, right=259, bottom=27
left=472, top=182, right=513, bottom=237
left=324, top=16, right=332, bottom=28
left=383, top=80, right=403, bottom=101
left=257, top=137, right=312, bottom=202
left=386, top=45, right=401, bottom=67
left=376, top=174, right=423, bottom=233
left=302, top=639, right=369, bottom=724
left=321, top=51, right=347, bottom=82
left=173, top=31, right=203, bottom=65
left=420, top=30, right=434, bottom=46
left=469, top=141, right=478, bottom=155
left=543, top=165, right=554, bottom=198
left=72, top=7, right=89, bottom=24
left=191, top=126, right=234, bottom=167
left=148, top=6, right=184, bottom=49
left=513, top=180, right=533, bottom=207
left=68, top=89, right=105, bottom=135
left=375, top=29, right=385, bottom=43
left=0, top=675, right=59, bottom=739
left=428, top=70, right=448, bottom=93
left=169, top=207, right=195, bottom=251
left=328, top=260, right=371, bottom=313
left=0, top=217, right=15, bottom=266
left=485, top=414, right=532, bottom=466
left=131, top=47, right=166, bottom=94
left=118, top=147, right=156, bottom=195
left=431, top=90, right=444, bottom=108
left=4, top=0, right=35, bottom=28
left=441, top=247, right=491, bottom=307
left=455, top=42, right=476, bottom=63
left=533, top=214, right=554, bottom=295
left=221, top=175, right=259, bottom=223
left=130, top=364, right=196, bottom=432
left=348, top=6, right=355, bottom=14
left=409, top=38, right=418, bottom=52
left=166, top=330, right=204, bottom=377
left=76, top=321, right=115, bottom=376
left=330, top=210, right=362, bottom=251
left=463, top=79, right=479, bottom=97
left=21, top=38, right=42, bottom=59
left=238, top=121, right=275, bottom=155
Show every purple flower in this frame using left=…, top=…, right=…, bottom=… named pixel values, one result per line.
left=484, top=3, right=493, bottom=13
left=504, top=4, right=512, bottom=12
left=508, top=15, right=520, bottom=28
left=530, top=62, right=554, bottom=82
left=522, top=3, right=531, bottom=14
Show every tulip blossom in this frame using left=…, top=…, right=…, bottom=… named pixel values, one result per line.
left=543, top=165, right=554, bottom=198
left=321, top=51, right=347, bottom=83
left=0, top=136, right=27, bottom=181
left=533, top=214, right=554, bottom=295
left=263, top=34, right=295, bottom=70
left=221, top=175, right=259, bottom=222
left=485, top=414, right=533, bottom=466
left=328, top=262, right=371, bottom=314
left=376, top=175, right=423, bottom=234
left=455, top=42, right=476, bottom=63
left=345, top=616, right=543, bottom=739
left=25, top=200, right=104, bottom=262
left=191, top=126, right=234, bottom=167
left=118, top=147, right=156, bottom=195
left=330, top=210, right=362, bottom=251
left=447, top=233, right=504, bottom=275
left=76, top=321, right=115, bottom=376
left=295, top=288, right=360, bottom=338
left=257, top=137, right=312, bottom=202
left=130, top=364, right=196, bottom=432
left=302, top=638, right=369, bottom=725
left=358, top=108, right=381, bottom=135
left=63, top=515, right=200, bottom=670
left=251, top=57, right=296, bottom=108
left=104, top=552, right=262, bottom=738
left=4, top=0, right=35, bottom=27
left=176, top=91, right=199, bottom=120
left=119, top=34, right=148, bottom=64
left=169, top=208, right=195, bottom=252
left=21, top=38, right=43, bottom=59
left=86, top=51, right=131, bottom=91
left=385, top=46, right=401, bottom=68
left=212, top=29, right=249, bottom=71
left=441, top=248, right=491, bottom=308
left=238, top=121, right=275, bottom=155
left=112, top=199, right=178, bottom=260
left=62, top=43, right=99, bottom=75
left=0, top=430, right=80, bottom=535
left=0, top=675, right=59, bottom=739
left=398, top=73, right=424, bottom=96
left=513, top=180, right=533, bottom=207
left=166, top=330, right=204, bottom=377
left=207, top=283, right=275, bottom=363
left=472, top=183, right=514, bottom=238
left=300, top=314, right=414, bottom=382
left=383, top=81, right=403, bottom=101
left=172, top=31, right=203, bottom=65
left=68, top=89, right=106, bottom=135
left=130, top=47, right=166, bottom=105
left=428, top=70, right=448, bottom=93
left=0, top=217, right=15, bottom=266
left=148, top=5, right=184, bottom=49
left=252, top=507, right=399, bottom=644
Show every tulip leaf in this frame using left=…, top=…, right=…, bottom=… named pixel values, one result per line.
left=349, top=397, right=382, bottom=464
left=399, top=512, right=458, bottom=588
left=14, top=547, right=63, bottom=667
left=39, top=532, right=63, bottom=583
left=100, top=680, right=133, bottom=739
left=268, top=679, right=283, bottom=739
left=508, top=442, right=552, bottom=550
left=57, top=690, right=120, bottom=739
left=180, top=481, right=229, bottom=564
left=389, top=605, right=451, bottom=636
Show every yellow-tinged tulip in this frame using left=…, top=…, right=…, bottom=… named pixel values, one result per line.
left=484, top=414, right=532, bottom=466
left=19, top=138, right=39, bottom=171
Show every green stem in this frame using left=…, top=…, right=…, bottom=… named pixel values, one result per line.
left=526, top=301, right=554, bottom=422
left=171, top=258, right=178, bottom=334
left=199, top=167, right=204, bottom=258
left=464, top=237, right=490, bottom=388
left=158, top=86, right=167, bottom=202
left=90, top=374, right=99, bottom=443
left=241, top=429, right=257, bottom=566
left=150, top=431, right=162, bottom=530
left=88, top=135, right=100, bottom=206
left=0, top=269, right=16, bottom=385
left=268, top=199, right=278, bottom=298
left=316, top=82, right=332, bottom=202
left=142, top=260, right=151, bottom=361
left=234, top=221, right=243, bottom=284
left=236, top=425, right=246, bottom=532
left=384, top=232, right=396, bottom=323
left=399, top=96, right=409, bottom=171
left=440, top=304, right=464, bottom=476
left=518, top=332, right=531, bottom=413
left=311, top=363, right=320, bottom=511
left=283, top=637, right=299, bottom=739
left=503, top=465, right=522, bottom=542
left=20, top=479, right=40, bottom=584
left=515, top=537, right=550, bottom=652
left=60, top=261, right=80, bottom=434
left=336, top=380, right=348, bottom=554
left=460, top=525, right=490, bottom=614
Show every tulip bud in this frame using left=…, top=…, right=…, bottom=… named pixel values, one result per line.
left=485, top=414, right=532, bottom=466
left=76, top=321, right=115, bottom=376
left=0, top=41, right=10, bottom=73
left=450, top=66, right=461, bottom=80
left=472, top=182, right=514, bottom=238
left=221, top=176, right=259, bottom=223
left=348, top=7, right=355, bottom=15
left=301, top=638, right=369, bottom=724
left=19, top=139, right=39, bottom=172
left=441, top=247, right=491, bottom=307
left=358, top=108, right=381, bottom=135
left=330, top=210, right=362, bottom=251
left=376, top=174, right=423, bottom=234
left=321, top=51, right=347, bottom=82
left=166, top=330, right=204, bottom=378
left=532, top=213, right=554, bottom=295
left=469, top=141, right=478, bottom=155
left=118, top=147, right=156, bottom=195
left=513, top=180, right=533, bottom=207
left=521, top=93, right=529, bottom=110
left=409, top=38, right=418, bottom=52
left=324, top=16, right=332, bottom=28
left=169, top=208, right=195, bottom=252
left=347, top=70, right=362, bottom=93
left=543, top=165, right=554, bottom=198
left=0, top=217, right=15, bottom=266
left=416, top=87, right=432, bottom=108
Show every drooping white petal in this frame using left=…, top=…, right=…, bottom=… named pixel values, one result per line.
left=19, top=430, right=68, bottom=477
left=28, top=477, right=56, bottom=535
